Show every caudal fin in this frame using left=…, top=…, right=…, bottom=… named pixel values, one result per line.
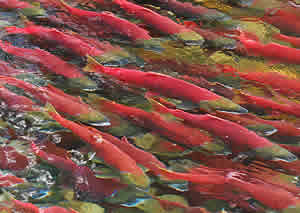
left=83, top=55, right=106, bottom=74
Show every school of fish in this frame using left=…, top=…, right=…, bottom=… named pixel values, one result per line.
left=0, top=0, right=300, bottom=212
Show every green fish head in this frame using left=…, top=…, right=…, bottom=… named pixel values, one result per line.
left=94, top=50, right=143, bottom=67
left=76, top=110, right=111, bottom=127
left=254, top=145, right=298, bottom=162
left=67, top=77, right=98, bottom=92
left=199, top=97, right=248, bottom=114
left=174, top=31, right=205, bottom=46
left=282, top=203, right=300, bottom=213
left=121, top=172, right=151, bottom=189
left=199, top=139, right=232, bottom=155
left=20, top=4, right=46, bottom=18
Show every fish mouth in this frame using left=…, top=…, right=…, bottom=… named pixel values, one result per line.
left=182, top=39, right=204, bottom=46
left=246, top=124, right=278, bottom=136
left=218, top=106, right=248, bottom=114
left=262, top=128, right=278, bottom=136
left=272, top=154, right=298, bottom=163
left=238, top=107, right=249, bottom=114
left=81, top=116, right=111, bottom=127
left=87, top=120, right=111, bottom=127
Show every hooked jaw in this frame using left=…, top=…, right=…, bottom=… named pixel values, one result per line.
left=199, top=97, right=248, bottom=114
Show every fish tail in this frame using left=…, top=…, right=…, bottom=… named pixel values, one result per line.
left=84, top=55, right=106, bottom=73
left=45, top=102, right=60, bottom=119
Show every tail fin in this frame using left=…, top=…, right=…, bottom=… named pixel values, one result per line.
left=83, top=55, right=106, bottom=74
left=19, top=12, right=32, bottom=26
left=145, top=95, right=169, bottom=113
left=44, top=102, right=60, bottom=119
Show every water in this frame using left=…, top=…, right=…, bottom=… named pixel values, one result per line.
left=0, top=0, right=299, bottom=213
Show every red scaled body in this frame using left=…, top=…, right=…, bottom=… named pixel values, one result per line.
left=154, top=166, right=227, bottom=185
left=239, top=92, right=300, bottom=118
left=273, top=33, right=300, bottom=48
left=0, top=145, right=29, bottom=171
left=170, top=110, right=273, bottom=150
left=11, top=199, right=79, bottom=213
left=100, top=133, right=167, bottom=173
left=0, top=41, right=83, bottom=79
left=239, top=71, right=300, bottom=97
left=47, top=108, right=150, bottom=187
left=91, top=97, right=213, bottom=148
left=261, top=7, right=300, bottom=35
left=5, top=24, right=105, bottom=57
left=164, top=106, right=296, bottom=161
left=0, top=85, right=39, bottom=112
left=0, top=0, right=34, bottom=9
left=32, top=143, right=125, bottom=199
left=87, top=63, right=218, bottom=101
left=227, top=174, right=300, bottom=210
left=216, top=111, right=300, bottom=138
left=0, top=76, right=108, bottom=125
left=5, top=24, right=135, bottom=67
left=85, top=61, right=247, bottom=113
left=113, top=0, right=204, bottom=45
left=236, top=31, right=300, bottom=65
left=53, top=0, right=151, bottom=41
left=0, top=174, right=24, bottom=187
left=114, top=0, right=188, bottom=35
